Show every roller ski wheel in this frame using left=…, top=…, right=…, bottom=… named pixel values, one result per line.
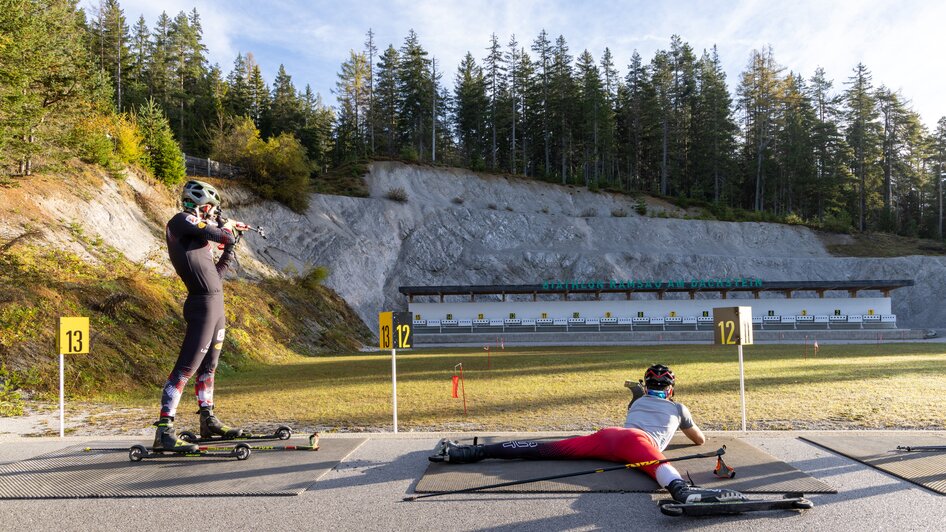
left=127, top=442, right=252, bottom=461
left=275, top=426, right=292, bottom=440
left=658, top=494, right=814, bottom=517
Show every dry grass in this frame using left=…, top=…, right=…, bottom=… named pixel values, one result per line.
left=97, top=342, right=946, bottom=433
left=825, top=231, right=946, bottom=257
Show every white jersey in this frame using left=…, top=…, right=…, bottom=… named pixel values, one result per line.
left=623, top=395, right=695, bottom=451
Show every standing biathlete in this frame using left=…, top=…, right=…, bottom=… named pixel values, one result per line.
left=153, top=180, right=246, bottom=452
left=429, top=364, right=748, bottom=504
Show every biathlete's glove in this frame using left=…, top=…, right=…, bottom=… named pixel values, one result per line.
left=219, top=219, right=245, bottom=249
left=625, top=379, right=646, bottom=408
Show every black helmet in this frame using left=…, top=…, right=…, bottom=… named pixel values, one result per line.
left=644, top=364, right=675, bottom=389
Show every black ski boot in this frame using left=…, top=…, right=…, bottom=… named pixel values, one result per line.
left=199, top=407, right=244, bottom=439
left=668, top=479, right=748, bottom=504
left=152, top=417, right=199, bottom=453
left=428, top=439, right=486, bottom=463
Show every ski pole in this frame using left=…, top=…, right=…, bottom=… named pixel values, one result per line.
left=404, top=446, right=727, bottom=501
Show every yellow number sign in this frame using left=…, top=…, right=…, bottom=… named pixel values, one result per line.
left=379, top=312, right=393, bottom=350
left=57, top=317, right=89, bottom=354
left=713, top=307, right=753, bottom=346
left=379, top=311, right=413, bottom=350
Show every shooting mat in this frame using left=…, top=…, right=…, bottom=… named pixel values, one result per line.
left=0, top=436, right=365, bottom=499
left=415, top=434, right=835, bottom=494
left=800, top=433, right=946, bottom=495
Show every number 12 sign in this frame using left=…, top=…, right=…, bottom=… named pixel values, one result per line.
left=713, top=306, right=753, bottom=346
left=379, top=311, right=413, bottom=350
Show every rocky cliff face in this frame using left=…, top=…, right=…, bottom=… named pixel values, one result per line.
left=231, top=161, right=946, bottom=332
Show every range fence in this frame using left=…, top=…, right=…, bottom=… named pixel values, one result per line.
left=184, top=154, right=240, bottom=178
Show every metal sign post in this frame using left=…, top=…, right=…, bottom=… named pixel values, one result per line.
left=380, top=311, right=413, bottom=434
left=391, top=348, right=398, bottom=433
left=56, top=317, right=89, bottom=438
left=713, top=307, right=753, bottom=432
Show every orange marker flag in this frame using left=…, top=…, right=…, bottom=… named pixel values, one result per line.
left=451, top=375, right=460, bottom=398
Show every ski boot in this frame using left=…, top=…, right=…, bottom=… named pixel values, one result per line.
left=428, top=439, right=486, bottom=463
left=199, top=407, right=245, bottom=439
left=152, top=417, right=199, bottom=453
left=667, top=479, right=748, bottom=504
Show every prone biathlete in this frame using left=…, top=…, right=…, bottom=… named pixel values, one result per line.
left=429, top=364, right=748, bottom=504
left=153, top=180, right=246, bottom=452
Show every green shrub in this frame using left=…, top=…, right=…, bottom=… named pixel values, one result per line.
left=611, top=208, right=628, bottom=217
left=299, top=266, right=330, bottom=290
left=113, top=114, right=144, bottom=165
left=399, top=146, right=419, bottom=162
left=69, top=115, right=115, bottom=167
left=385, top=187, right=408, bottom=202
left=784, top=212, right=804, bottom=225
left=211, top=117, right=312, bottom=212
left=635, top=197, right=647, bottom=216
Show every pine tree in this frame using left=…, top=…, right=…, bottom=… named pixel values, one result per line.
left=125, top=15, right=149, bottom=110
left=618, top=51, right=647, bottom=190
left=808, top=67, right=849, bottom=222
left=738, top=46, right=783, bottom=211
left=149, top=11, right=173, bottom=110
left=453, top=52, right=488, bottom=167
left=843, top=62, right=882, bottom=231
left=246, top=56, right=270, bottom=131
left=932, top=117, right=946, bottom=238
left=397, top=30, right=433, bottom=160
left=1, top=0, right=101, bottom=174
left=335, top=50, right=370, bottom=161
left=575, top=49, right=603, bottom=187
left=298, top=84, right=334, bottom=172
left=89, top=0, right=130, bottom=111
left=550, top=35, right=574, bottom=183
left=693, top=46, right=737, bottom=203
left=598, top=47, right=618, bottom=185
left=270, top=64, right=303, bottom=137
left=364, top=28, right=377, bottom=154
left=374, top=45, right=400, bottom=156
left=483, top=33, right=504, bottom=170
left=224, top=54, right=251, bottom=118
left=531, top=30, right=553, bottom=176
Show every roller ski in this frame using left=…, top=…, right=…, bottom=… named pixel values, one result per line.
left=179, top=407, right=292, bottom=444
left=659, top=481, right=813, bottom=516
left=129, top=417, right=251, bottom=462
left=244, top=433, right=321, bottom=452
left=896, top=445, right=946, bottom=452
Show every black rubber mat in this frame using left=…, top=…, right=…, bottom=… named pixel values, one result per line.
left=416, top=434, right=835, bottom=494
left=800, top=433, right=946, bottom=495
left=0, top=437, right=365, bottom=499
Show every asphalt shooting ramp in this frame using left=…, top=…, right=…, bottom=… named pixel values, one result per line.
left=415, top=434, right=835, bottom=494
left=800, top=433, right=946, bottom=495
left=0, top=436, right=365, bottom=499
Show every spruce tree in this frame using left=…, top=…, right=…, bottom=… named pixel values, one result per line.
left=374, top=45, right=400, bottom=156
left=843, top=62, right=882, bottom=231
left=397, top=30, right=432, bottom=160
left=453, top=52, right=488, bottom=167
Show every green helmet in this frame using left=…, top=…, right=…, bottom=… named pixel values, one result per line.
left=181, top=180, right=222, bottom=209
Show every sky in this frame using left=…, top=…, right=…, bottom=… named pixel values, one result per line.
left=113, top=0, right=946, bottom=128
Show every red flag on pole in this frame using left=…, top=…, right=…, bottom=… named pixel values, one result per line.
left=451, top=375, right=459, bottom=398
